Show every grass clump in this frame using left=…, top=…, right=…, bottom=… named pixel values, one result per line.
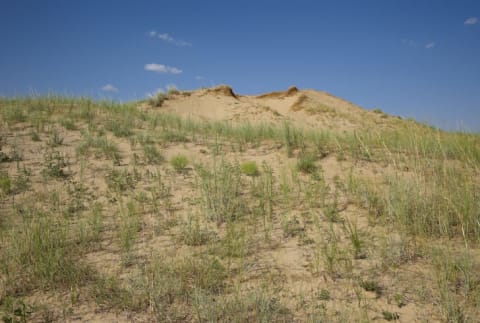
left=42, top=149, right=68, bottom=178
left=240, top=161, right=260, bottom=176
left=143, top=144, right=163, bottom=164
left=0, top=171, right=12, bottom=195
left=170, top=154, right=189, bottom=172
left=297, top=153, right=317, bottom=174
left=0, top=216, right=93, bottom=294
left=148, top=92, right=168, bottom=107
left=105, top=168, right=136, bottom=192
left=197, top=160, right=244, bottom=224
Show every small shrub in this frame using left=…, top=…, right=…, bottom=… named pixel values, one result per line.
left=61, top=118, right=77, bottom=130
left=240, top=161, right=259, bottom=176
left=360, top=279, right=381, bottom=295
left=47, top=129, right=64, bottom=147
left=297, top=153, right=317, bottom=174
left=105, top=169, right=136, bottom=192
left=143, top=144, right=163, bottom=164
left=0, top=171, right=12, bottom=195
left=382, top=311, right=400, bottom=321
left=148, top=92, right=168, bottom=107
left=170, top=155, right=189, bottom=172
left=30, top=131, right=41, bottom=141
left=42, top=150, right=68, bottom=178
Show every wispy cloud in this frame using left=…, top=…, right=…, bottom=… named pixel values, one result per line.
left=148, top=31, right=192, bottom=47
left=464, top=17, right=479, bottom=25
left=425, top=42, right=435, bottom=49
left=402, top=39, right=436, bottom=49
left=101, top=84, right=118, bottom=93
left=195, top=76, right=205, bottom=80
left=144, top=63, right=182, bottom=74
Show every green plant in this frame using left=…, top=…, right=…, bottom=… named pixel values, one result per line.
left=343, top=219, right=366, bottom=259
left=42, top=149, right=68, bottom=178
left=60, top=118, right=77, bottom=130
left=143, top=144, right=163, bottom=164
left=0, top=297, right=33, bottom=323
left=297, top=153, right=317, bottom=174
left=170, top=154, right=189, bottom=172
left=197, top=160, right=244, bottom=224
left=0, top=171, right=12, bottom=195
left=240, top=161, right=259, bottom=176
left=316, top=288, right=330, bottom=301
left=47, top=129, right=64, bottom=147
left=179, top=213, right=216, bottom=246
left=360, top=279, right=381, bottom=296
left=382, top=311, right=400, bottom=321
left=148, top=92, right=168, bottom=107
left=30, top=130, right=41, bottom=141
left=105, top=168, right=136, bottom=192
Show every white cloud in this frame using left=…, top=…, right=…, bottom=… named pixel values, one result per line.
left=144, top=63, right=182, bottom=74
left=148, top=31, right=192, bottom=46
left=101, top=84, right=118, bottom=93
left=425, top=42, right=435, bottom=49
left=158, top=33, right=174, bottom=42
left=464, top=17, right=479, bottom=25
left=195, top=76, right=205, bottom=80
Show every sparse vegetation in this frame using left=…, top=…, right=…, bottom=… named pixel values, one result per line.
left=0, top=94, right=479, bottom=321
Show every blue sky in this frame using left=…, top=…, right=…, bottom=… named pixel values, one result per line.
left=1, top=0, right=479, bottom=131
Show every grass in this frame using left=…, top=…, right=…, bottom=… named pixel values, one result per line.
left=0, top=95, right=479, bottom=321
left=170, top=154, right=189, bottom=172
left=240, top=160, right=259, bottom=176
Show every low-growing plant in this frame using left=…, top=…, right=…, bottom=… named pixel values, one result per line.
left=105, top=168, right=136, bottom=192
left=143, top=144, right=163, bottom=164
left=30, top=130, right=41, bottom=141
left=0, top=171, right=12, bottom=195
left=382, top=311, right=400, bottom=321
left=297, top=153, right=317, bottom=173
left=360, top=279, right=381, bottom=296
left=61, top=118, right=77, bottom=130
left=170, top=154, right=189, bottom=172
left=148, top=92, right=168, bottom=107
left=179, top=213, right=216, bottom=246
left=240, top=160, right=259, bottom=176
left=47, top=129, right=64, bottom=147
left=42, top=149, right=68, bottom=178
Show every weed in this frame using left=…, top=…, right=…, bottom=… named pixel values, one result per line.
left=60, top=118, right=77, bottom=130
left=143, top=144, right=163, bottom=164
left=170, top=154, right=188, bottom=172
left=148, top=92, right=168, bottom=107
left=179, top=213, right=216, bottom=246
left=42, top=149, right=68, bottom=178
left=297, top=153, right=317, bottom=174
left=382, top=311, right=400, bottom=321
left=47, top=128, right=64, bottom=147
left=30, top=130, right=41, bottom=141
left=343, top=219, right=366, bottom=259
left=105, top=168, right=136, bottom=192
left=0, top=171, right=12, bottom=195
left=360, top=279, right=381, bottom=296
left=197, top=160, right=244, bottom=224
left=240, top=160, right=260, bottom=176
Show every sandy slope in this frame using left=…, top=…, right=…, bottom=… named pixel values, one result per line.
left=155, top=85, right=398, bottom=132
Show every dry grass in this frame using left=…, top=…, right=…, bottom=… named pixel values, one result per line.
left=0, top=94, right=479, bottom=322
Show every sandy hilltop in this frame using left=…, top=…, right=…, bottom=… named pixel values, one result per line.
left=143, top=85, right=403, bottom=132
